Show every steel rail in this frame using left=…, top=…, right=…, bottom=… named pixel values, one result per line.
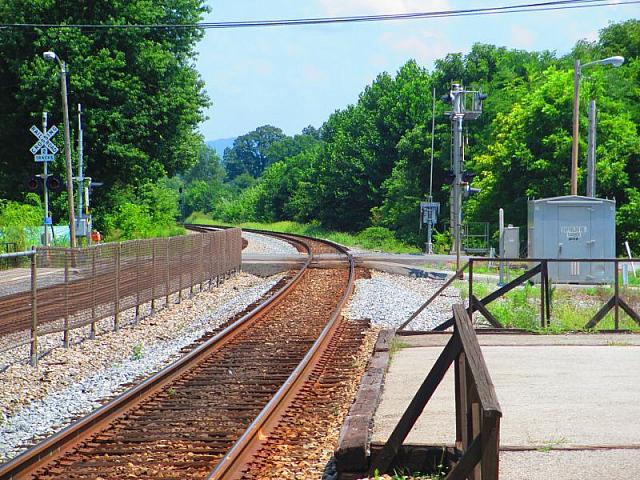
left=205, top=231, right=355, bottom=479
left=0, top=233, right=314, bottom=480
left=184, top=223, right=347, bottom=253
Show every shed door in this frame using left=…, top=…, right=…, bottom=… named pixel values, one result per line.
left=557, top=206, right=590, bottom=280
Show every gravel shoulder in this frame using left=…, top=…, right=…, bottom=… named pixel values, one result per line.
left=0, top=272, right=285, bottom=463
left=242, top=231, right=300, bottom=255
left=344, top=270, right=460, bottom=330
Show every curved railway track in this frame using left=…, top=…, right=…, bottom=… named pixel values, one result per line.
left=0, top=228, right=356, bottom=480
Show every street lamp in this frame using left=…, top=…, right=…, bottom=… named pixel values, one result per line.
left=570, top=55, right=624, bottom=196
left=43, top=51, right=77, bottom=247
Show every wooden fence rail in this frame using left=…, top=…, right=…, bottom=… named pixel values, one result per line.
left=371, top=304, right=502, bottom=479
left=401, top=258, right=640, bottom=332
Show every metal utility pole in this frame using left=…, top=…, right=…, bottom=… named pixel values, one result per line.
left=586, top=100, right=597, bottom=198
left=571, top=55, right=624, bottom=196
left=451, top=85, right=464, bottom=270
left=570, top=59, right=582, bottom=196
left=44, top=51, right=76, bottom=247
left=60, top=61, right=77, bottom=248
left=77, top=104, right=84, bottom=221
left=426, top=87, right=437, bottom=255
left=445, top=84, right=486, bottom=273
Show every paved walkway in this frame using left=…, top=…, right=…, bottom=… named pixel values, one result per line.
left=373, top=333, right=640, bottom=479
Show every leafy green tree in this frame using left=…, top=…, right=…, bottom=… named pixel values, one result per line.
left=224, top=125, right=286, bottom=179
left=266, top=132, right=320, bottom=166
left=0, top=0, right=209, bottom=218
left=253, top=146, right=321, bottom=222
left=617, top=189, right=640, bottom=250
left=104, top=180, right=183, bottom=240
left=185, top=144, right=225, bottom=184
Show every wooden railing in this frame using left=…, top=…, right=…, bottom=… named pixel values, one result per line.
left=370, top=304, right=502, bottom=479
left=401, top=258, right=640, bottom=332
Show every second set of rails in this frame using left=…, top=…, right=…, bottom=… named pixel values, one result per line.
left=0, top=226, right=356, bottom=479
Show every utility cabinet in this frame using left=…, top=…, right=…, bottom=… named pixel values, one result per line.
left=500, top=226, right=520, bottom=258
left=527, top=195, right=615, bottom=283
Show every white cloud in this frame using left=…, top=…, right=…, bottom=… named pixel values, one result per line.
left=379, top=30, right=452, bottom=65
left=318, top=0, right=451, bottom=16
left=303, top=64, right=329, bottom=83
left=510, top=26, right=536, bottom=50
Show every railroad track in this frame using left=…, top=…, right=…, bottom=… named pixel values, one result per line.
left=0, top=228, right=357, bottom=479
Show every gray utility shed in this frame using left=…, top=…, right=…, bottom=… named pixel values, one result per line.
left=528, top=195, right=616, bottom=283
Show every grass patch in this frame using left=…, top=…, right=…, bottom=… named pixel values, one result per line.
left=535, top=437, right=568, bottom=453
left=389, top=338, right=410, bottom=361
left=186, top=213, right=420, bottom=254
left=371, top=468, right=445, bottom=480
left=458, top=281, right=640, bottom=333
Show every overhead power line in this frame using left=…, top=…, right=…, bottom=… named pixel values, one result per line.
left=0, top=0, right=636, bottom=30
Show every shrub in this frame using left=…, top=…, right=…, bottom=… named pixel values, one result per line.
left=0, top=194, right=43, bottom=250
left=104, top=181, right=184, bottom=240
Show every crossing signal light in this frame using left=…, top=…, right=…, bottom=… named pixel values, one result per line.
left=443, top=171, right=456, bottom=184
left=462, top=171, right=476, bottom=183
left=46, top=175, right=64, bottom=193
left=26, top=176, right=43, bottom=193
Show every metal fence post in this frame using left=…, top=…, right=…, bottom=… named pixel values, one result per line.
left=200, top=234, right=205, bottom=292
left=91, top=246, right=97, bottom=339
left=209, top=234, right=214, bottom=288
left=151, top=240, right=157, bottom=313
left=178, top=238, right=183, bottom=304
left=114, top=243, right=121, bottom=331
left=189, top=236, right=194, bottom=296
left=165, top=239, right=170, bottom=306
left=135, top=241, right=140, bottom=323
left=30, top=247, right=38, bottom=367
left=63, top=250, right=70, bottom=347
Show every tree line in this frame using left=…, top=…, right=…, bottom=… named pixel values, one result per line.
left=205, top=20, right=640, bottom=251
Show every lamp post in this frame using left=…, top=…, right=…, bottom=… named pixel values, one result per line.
left=43, top=51, right=77, bottom=247
left=570, top=55, right=624, bottom=196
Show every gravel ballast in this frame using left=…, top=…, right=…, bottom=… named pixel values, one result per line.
left=242, top=231, right=300, bottom=255
left=0, top=272, right=285, bottom=463
left=344, top=271, right=461, bottom=330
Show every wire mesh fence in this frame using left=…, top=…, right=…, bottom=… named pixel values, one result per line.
left=0, top=228, right=242, bottom=366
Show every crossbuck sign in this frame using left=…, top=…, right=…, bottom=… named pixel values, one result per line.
left=30, top=124, right=59, bottom=162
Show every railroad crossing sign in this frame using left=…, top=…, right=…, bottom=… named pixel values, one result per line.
left=30, top=124, right=59, bottom=162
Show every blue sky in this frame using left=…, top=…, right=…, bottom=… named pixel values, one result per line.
left=195, top=1, right=638, bottom=141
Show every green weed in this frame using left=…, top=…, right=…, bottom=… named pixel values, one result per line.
left=131, top=342, right=144, bottom=360
left=536, top=437, right=567, bottom=452
left=389, top=338, right=410, bottom=361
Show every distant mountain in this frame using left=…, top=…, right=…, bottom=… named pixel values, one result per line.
left=206, top=137, right=236, bottom=159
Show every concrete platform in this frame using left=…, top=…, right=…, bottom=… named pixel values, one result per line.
left=373, top=333, right=640, bottom=479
